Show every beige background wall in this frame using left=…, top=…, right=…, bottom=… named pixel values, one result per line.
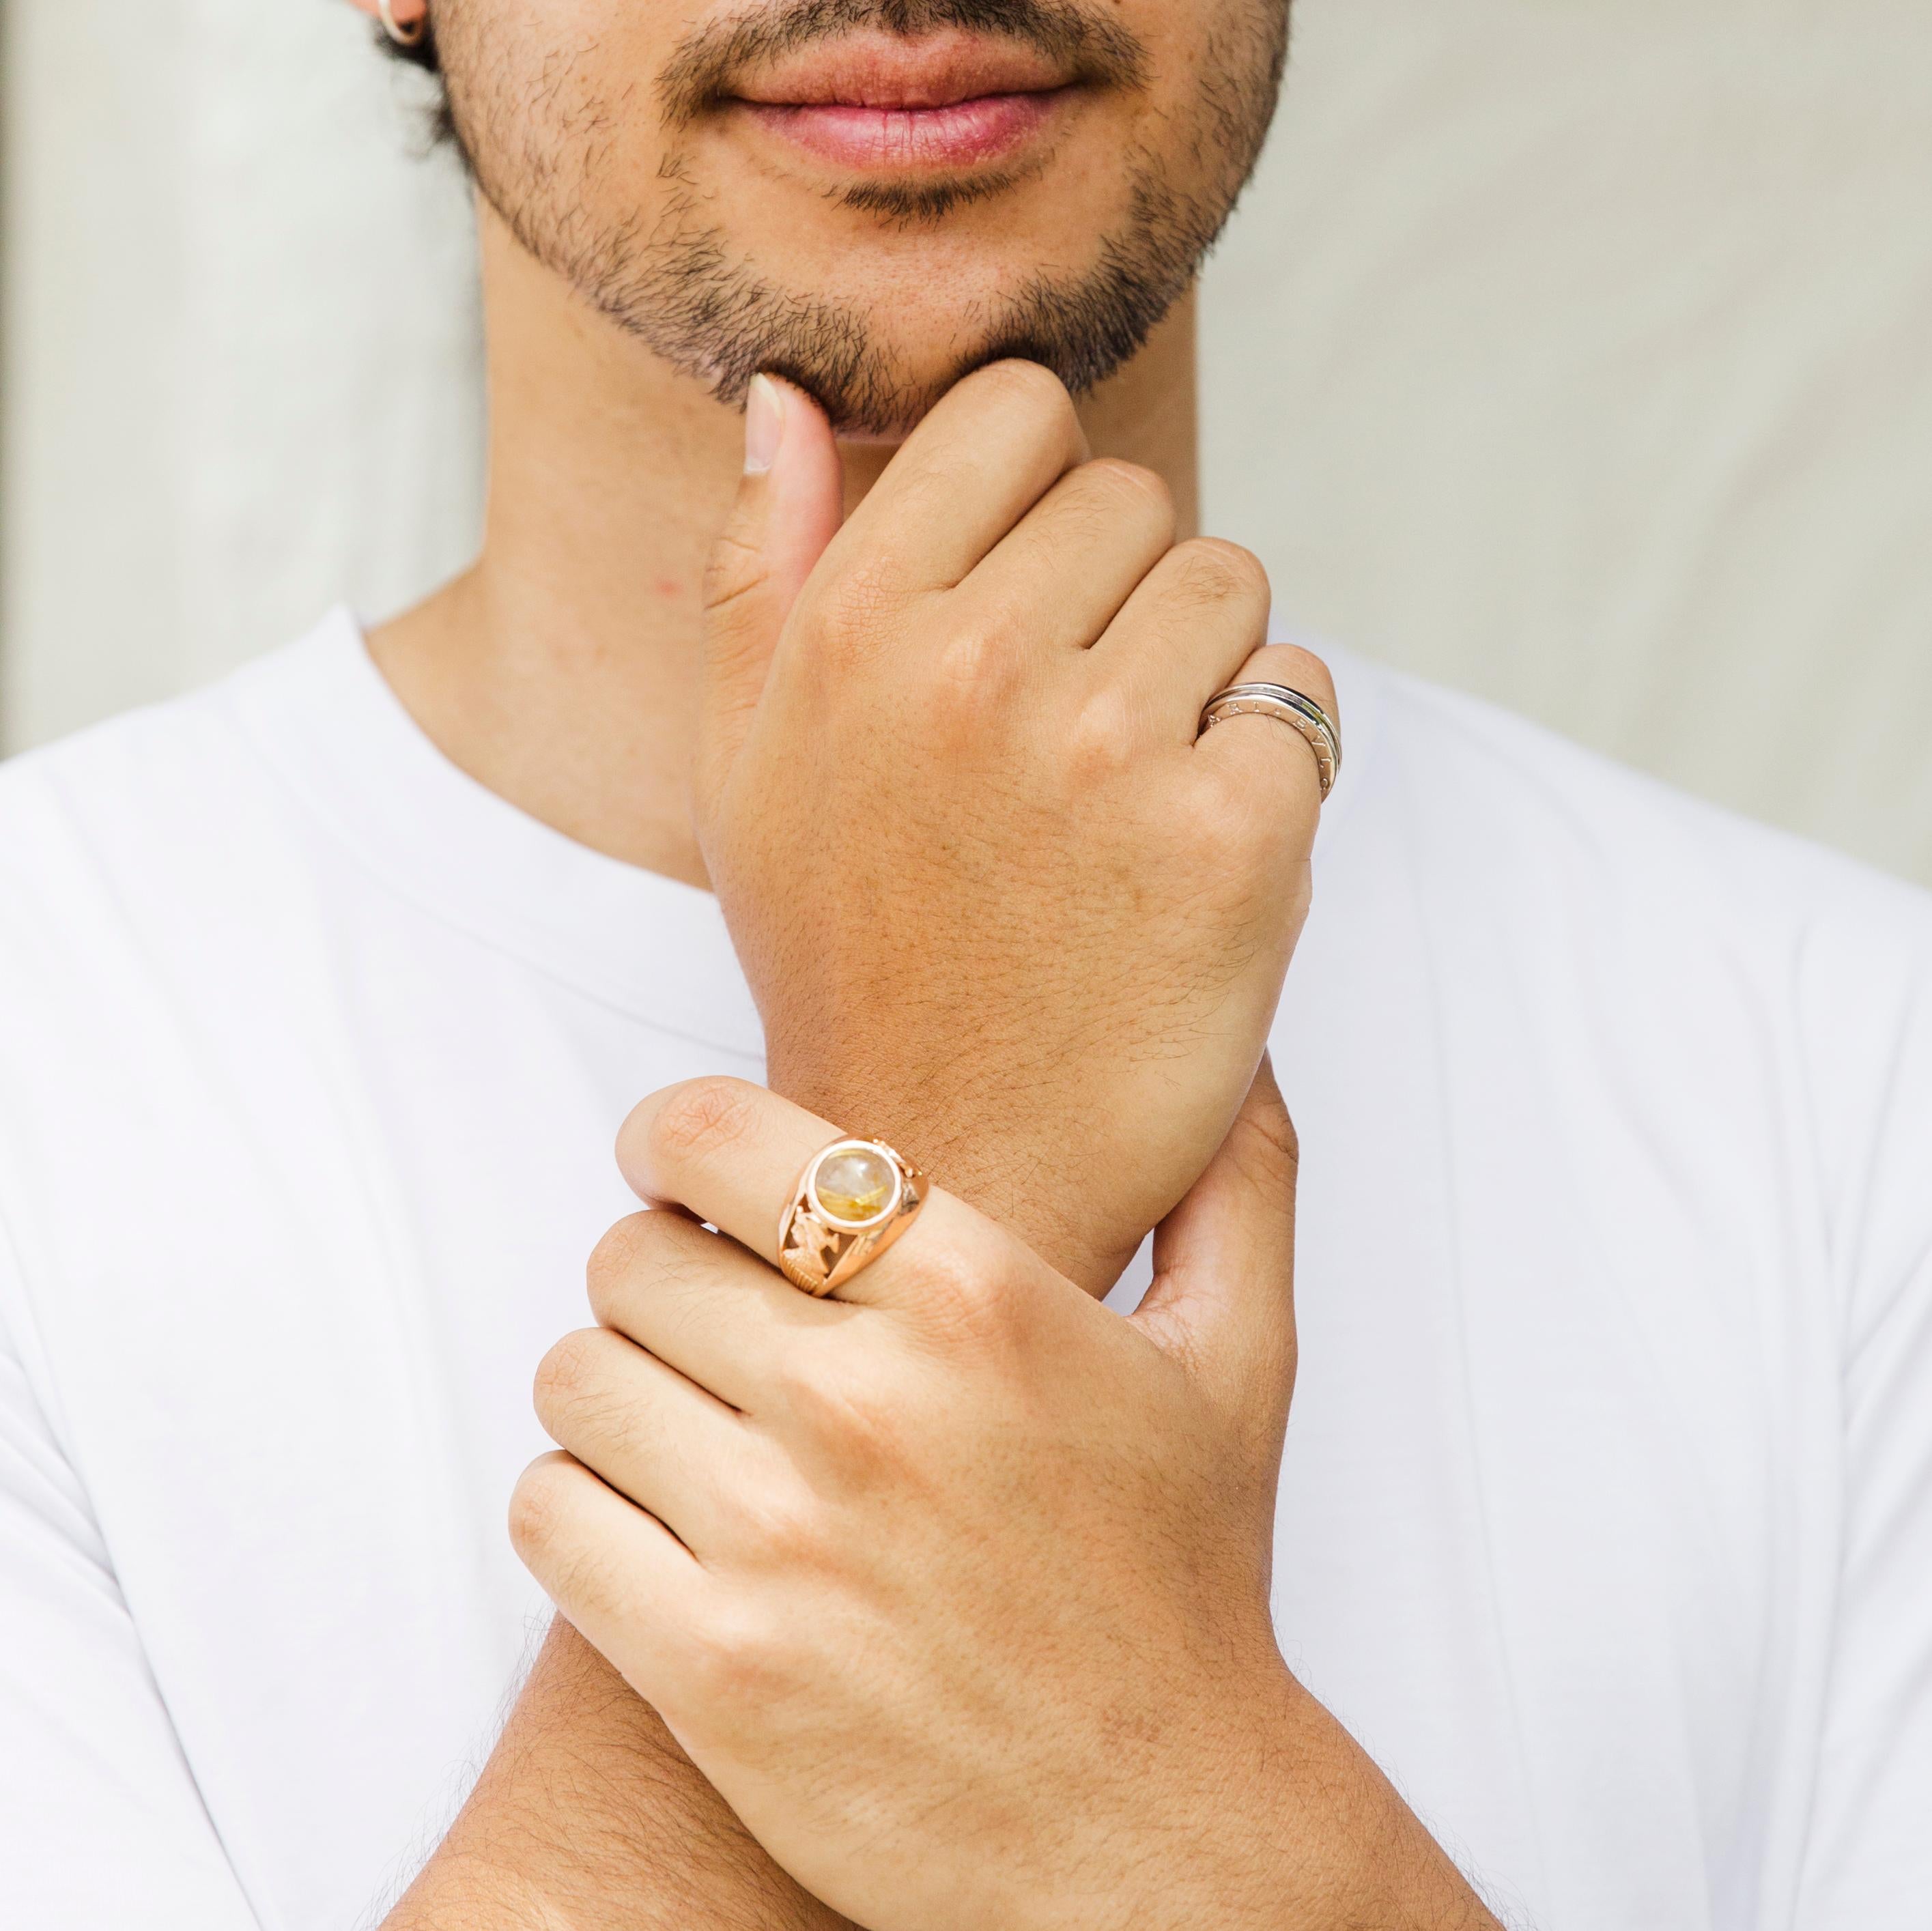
left=0, top=0, right=483, bottom=734
left=1204, top=0, right=1932, bottom=885
left=5, top=0, right=1930, bottom=884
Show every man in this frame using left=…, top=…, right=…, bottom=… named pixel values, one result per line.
left=0, top=0, right=1927, bottom=1924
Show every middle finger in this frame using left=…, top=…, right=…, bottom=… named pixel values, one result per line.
left=616, top=1076, right=969, bottom=1313
left=586, top=1209, right=853, bottom=1414
left=947, top=457, right=1176, bottom=657
left=533, top=1323, right=756, bottom=1562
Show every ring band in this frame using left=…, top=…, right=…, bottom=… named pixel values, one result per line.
left=778, top=1138, right=926, bottom=1296
left=1197, top=683, right=1341, bottom=801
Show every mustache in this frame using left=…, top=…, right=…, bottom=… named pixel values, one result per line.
left=659, top=0, right=1150, bottom=125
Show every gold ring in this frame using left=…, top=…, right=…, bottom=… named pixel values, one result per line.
left=1197, top=683, right=1341, bottom=800
left=778, top=1138, right=926, bottom=1296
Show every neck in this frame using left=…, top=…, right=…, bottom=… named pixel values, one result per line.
left=370, top=199, right=1201, bottom=887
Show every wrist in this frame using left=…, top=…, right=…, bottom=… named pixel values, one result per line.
left=386, top=1620, right=852, bottom=1930
left=1055, top=1669, right=1498, bottom=1931
left=763, top=1043, right=1136, bottom=1292
left=1097, top=1663, right=1311, bottom=1931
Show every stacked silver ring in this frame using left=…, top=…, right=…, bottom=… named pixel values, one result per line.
left=1197, top=683, right=1341, bottom=801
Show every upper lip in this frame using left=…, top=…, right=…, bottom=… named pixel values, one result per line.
left=730, top=31, right=1073, bottom=110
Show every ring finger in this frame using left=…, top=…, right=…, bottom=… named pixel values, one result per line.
left=533, top=1323, right=760, bottom=1560
left=615, top=1076, right=968, bottom=1311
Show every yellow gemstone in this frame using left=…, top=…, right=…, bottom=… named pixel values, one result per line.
left=813, top=1146, right=897, bottom=1226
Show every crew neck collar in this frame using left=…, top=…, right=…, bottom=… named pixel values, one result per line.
left=222, top=605, right=1379, bottom=1063
left=225, top=606, right=765, bottom=1059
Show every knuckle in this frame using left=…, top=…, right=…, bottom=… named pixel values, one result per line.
left=932, top=622, right=999, bottom=691
left=1080, top=457, right=1174, bottom=524
left=1171, top=538, right=1270, bottom=612
left=1179, top=763, right=1247, bottom=842
left=1170, top=770, right=1285, bottom=887
left=701, top=526, right=767, bottom=621
left=1065, top=685, right=1139, bottom=777
left=531, top=1336, right=663, bottom=1479
left=930, top=620, right=1026, bottom=708
left=907, top=1232, right=1009, bottom=1342
left=507, top=1459, right=572, bottom=1564
left=535, top=1534, right=614, bottom=1621
left=778, top=1353, right=903, bottom=1469
left=584, top=1212, right=654, bottom=1311
left=1246, top=1094, right=1301, bottom=1174
left=531, top=1329, right=603, bottom=1425
left=585, top=1210, right=696, bottom=1324
left=1202, top=731, right=1290, bottom=817
left=735, top=1485, right=823, bottom=1567
left=808, top=556, right=903, bottom=657
left=1260, top=644, right=1339, bottom=731
left=685, top=1599, right=791, bottom=1704
left=1202, top=724, right=1322, bottom=850
left=647, top=1076, right=764, bottom=1171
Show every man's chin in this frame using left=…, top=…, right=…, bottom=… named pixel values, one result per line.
left=772, top=341, right=1065, bottom=442
left=832, top=423, right=920, bottom=447
left=584, top=176, right=1209, bottom=435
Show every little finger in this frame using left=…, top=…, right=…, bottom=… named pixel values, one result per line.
left=534, top=1325, right=758, bottom=1560
left=509, top=1450, right=718, bottom=1700
left=1193, top=642, right=1341, bottom=820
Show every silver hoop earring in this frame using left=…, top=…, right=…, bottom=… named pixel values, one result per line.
left=378, top=0, right=427, bottom=48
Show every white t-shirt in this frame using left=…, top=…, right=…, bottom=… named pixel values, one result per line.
left=1, top=609, right=1928, bottom=1931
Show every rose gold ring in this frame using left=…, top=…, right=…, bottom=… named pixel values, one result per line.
left=1197, top=683, right=1341, bottom=801
left=778, top=1138, right=926, bottom=1297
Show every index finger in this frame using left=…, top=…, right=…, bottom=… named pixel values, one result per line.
left=615, top=1076, right=967, bottom=1310
left=812, top=360, right=1088, bottom=601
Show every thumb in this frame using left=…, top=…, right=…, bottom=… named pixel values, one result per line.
left=698, top=373, right=844, bottom=803
left=1131, top=1057, right=1299, bottom=1457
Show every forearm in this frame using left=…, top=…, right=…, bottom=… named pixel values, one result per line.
left=1255, top=1680, right=1504, bottom=1931
left=1100, top=1666, right=1501, bottom=1931
left=764, top=1040, right=1133, bottom=1293
left=382, top=1620, right=851, bottom=1931
left=727, top=1070, right=1503, bottom=1931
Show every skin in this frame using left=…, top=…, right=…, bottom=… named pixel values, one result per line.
left=346, top=0, right=1503, bottom=1923
left=698, top=363, right=1326, bottom=1290
left=512, top=1070, right=1494, bottom=1931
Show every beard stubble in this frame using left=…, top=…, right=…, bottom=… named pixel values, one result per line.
left=439, top=0, right=1289, bottom=435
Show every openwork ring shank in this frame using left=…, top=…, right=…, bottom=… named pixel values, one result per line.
left=1197, top=683, right=1341, bottom=801
left=778, top=1138, right=926, bottom=1297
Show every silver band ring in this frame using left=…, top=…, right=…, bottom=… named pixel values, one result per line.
left=778, top=1138, right=926, bottom=1296
left=1197, top=683, right=1341, bottom=801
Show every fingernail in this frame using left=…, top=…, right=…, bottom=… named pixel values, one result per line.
left=744, top=374, right=784, bottom=474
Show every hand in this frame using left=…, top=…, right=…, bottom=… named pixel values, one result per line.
left=696, top=362, right=1337, bottom=1290
left=512, top=1072, right=1495, bottom=1931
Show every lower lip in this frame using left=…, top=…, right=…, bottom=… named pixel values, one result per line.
left=739, top=90, right=1065, bottom=171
